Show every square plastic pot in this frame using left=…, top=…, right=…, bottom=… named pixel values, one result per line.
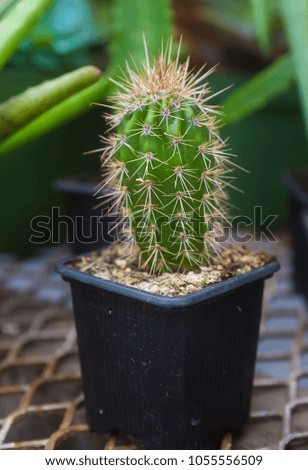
left=54, top=176, right=116, bottom=255
left=282, top=172, right=308, bottom=301
left=57, top=253, right=279, bottom=449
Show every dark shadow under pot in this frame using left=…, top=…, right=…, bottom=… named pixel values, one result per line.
left=56, top=253, right=279, bottom=450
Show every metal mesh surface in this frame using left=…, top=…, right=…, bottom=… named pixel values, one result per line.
left=0, top=236, right=308, bottom=450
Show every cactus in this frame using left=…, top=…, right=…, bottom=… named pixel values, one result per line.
left=101, top=42, right=233, bottom=273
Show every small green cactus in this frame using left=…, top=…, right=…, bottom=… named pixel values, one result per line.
left=101, top=42, right=233, bottom=273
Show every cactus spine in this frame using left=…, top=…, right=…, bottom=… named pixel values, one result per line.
left=101, top=42, right=233, bottom=273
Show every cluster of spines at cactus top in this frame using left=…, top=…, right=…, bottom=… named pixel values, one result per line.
left=100, top=41, right=235, bottom=274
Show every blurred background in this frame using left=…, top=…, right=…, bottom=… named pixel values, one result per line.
left=0, top=0, right=307, bottom=256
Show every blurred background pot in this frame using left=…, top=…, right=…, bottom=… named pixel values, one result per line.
left=54, top=176, right=116, bottom=254
left=282, top=172, right=308, bottom=301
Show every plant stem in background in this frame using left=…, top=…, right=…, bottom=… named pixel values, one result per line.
left=0, top=0, right=16, bottom=18
left=249, top=0, right=271, bottom=53
left=0, top=76, right=110, bottom=157
left=109, top=0, right=173, bottom=73
left=222, top=54, right=293, bottom=127
left=280, top=0, right=308, bottom=141
left=0, top=0, right=55, bottom=69
left=0, top=66, right=101, bottom=139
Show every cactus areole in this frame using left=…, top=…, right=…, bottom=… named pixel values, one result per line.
left=101, top=42, right=234, bottom=273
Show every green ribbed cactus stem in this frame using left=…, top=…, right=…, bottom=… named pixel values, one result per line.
left=101, top=42, right=233, bottom=273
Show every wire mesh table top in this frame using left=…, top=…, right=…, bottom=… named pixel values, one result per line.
left=0, top=236, right=308, bottom=450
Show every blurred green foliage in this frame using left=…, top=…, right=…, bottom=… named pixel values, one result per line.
left=199, top=0, right=279, bottom=44
left=10, top=0, right=102, bottom=71
left=199, top=0, right=308, bottom=145
left=0, top=0, right=174, bottom=156
left=1, top=0, right=308, bottom=157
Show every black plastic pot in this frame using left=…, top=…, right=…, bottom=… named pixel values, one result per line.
left=282, top=172, right=308, bottom=300
left=54, top=177, right=116, bottom=255
left=57, top=254, right=279, bottom=450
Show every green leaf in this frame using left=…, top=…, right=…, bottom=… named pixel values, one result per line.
left=280, top=0, right=308, bottom=140
left=0, top=76, right=110, bottom=156
left=0, top=0, right=17, bottom=18
left=222, top=54, right=294, bottom=127
left=0, top=0, right=54, bottom=69
left=0, top=65, right=101, bottom=139
left=250, top=0, right=271, bottom=52
left=109, top=0, right=174, bottom=73
left=201, top=0, right=256, bottom=40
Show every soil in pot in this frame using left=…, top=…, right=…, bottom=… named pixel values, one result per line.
left=73, top=243, right=274, bottom=296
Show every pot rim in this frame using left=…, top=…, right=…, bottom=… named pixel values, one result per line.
left=56, top=250, right=280, bottom=308
left=53, top=176, right=112, bottom=197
